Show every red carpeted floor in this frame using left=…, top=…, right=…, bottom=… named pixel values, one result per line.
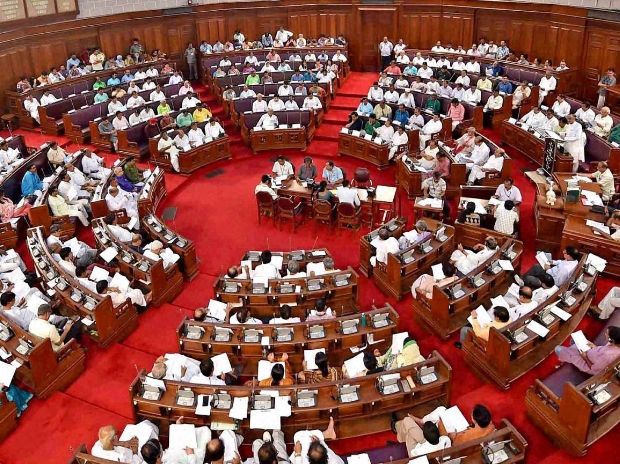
left=0, top=72, right=616, bottom=463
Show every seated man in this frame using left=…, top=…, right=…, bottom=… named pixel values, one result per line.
left=189, top=357, right=227, bottom=385
left=398, top=220, right=431, bottom=250
left=449, top=236, right=499, bottom=275
left=502, top=286, right=538, bottom=321
left=493, top=200, right=519, bottom=235
left=456, top=305, right=511, bottom=348
left=29, top=304, right=79, bottom=352
left=307, top=257, right=338, bottom=276
left=306, top=298, right=335, bottom=322
left=230, top=306, right=261, bottom=324
left=290, top=419, right=342, bottom=464
left=371, top=228, right=399, bottom=266
left=297, top=157, right=317, bottom=181
left=255, top=108, right=278, bottom=129
left=389, top=126, right=408, bottom=160
left=336, top=180, right=359, bottom=208
left=411, top=262, right=458, bottom=299
left=516, top=246, right=580, bottom=288
left=467, top=148, right=505, bottom=185
left=555, top=326, right=620, bottom=375
left=374, top=334, right=424, bottom=371
left=104, top=213, right=132, bottom=243
left=322, top=161, right=344, bottom=186
left=106, top=187, right=139, bottom=222
left=46, top=223, right=96, bottom=267
left=254, top=250, right=280, bottom=279
left=494, top=178, right=522, bottom=205
left=149, top=353, right=200, bottom=382
left=92, top=424, right=155, bottom=463
left=255, top=174, right=277, bottom=200
left=457, top=136, right=489, bottom=172
left=392, top=416, right=451, bottom=458
left=270, top=304, right=301, bottom=324
left=144, top=240, right=180, bottom=270
left=272, top=155, right=294, bottom=178
left=96, top=279, right=149, bottom=312
left=589, top=161, right=614, bottom=202
left=286, top=260, right=306, bottom=278
left=342, top=352, right=383, bottom=378
left=418, top=113, right=442, bottom=151
left=48, top=186, right=89, bottom=226
left=421, top=172, right=447, bottom=216
left=140, top=425, right=211, bottom=464
left=593, top=286, right=620, bottom=319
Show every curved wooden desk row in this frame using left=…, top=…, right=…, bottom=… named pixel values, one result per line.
left=231, top=94, right=326, bottom=128
left=61, top=82, right=183, bottom=144
left=240, top=248, right=332, bottom=274
left=0, top=139, right=54, bottom=204
left=177, top=305, right=399, bottom=374
left=560, top=216, right=620, bottom=278
left=136, top=164, right=167, bottom=219
left=92, top=215, right=183, bottom=307
left=27, top=150, right=85, bottom=240
left=213, top=267, right=359, bottom=320
left=0, top=310, right=85, bottom=399
left=240, top=111, right=315, bottom=152
left=359, top=217, right=408, bottom=278
left=463, top=256, right=597, bottom=390
left=373, top=220, right=455, bottom=301
left=148, top=127, right=232, bottom=175
left=6, top=60, right=179, bottom=131
left=27, top=226, right=138, bottom=349
left=130, top=353, right=452, bottom=440
left=413, top=231, right=523, bottom=340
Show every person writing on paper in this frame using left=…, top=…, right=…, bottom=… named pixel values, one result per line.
left=494, top=178, right=522, bottom=205
left=270, top=304, right=301, bottom=324
left=372, top=228, right=400, bottom=266
left=189, top=357, right=227, bottom=385
left=272, top=155, right=294, bottom=179
left=391, top=414, right=451, bottom=457
left=254, top=250, right=280, bottom=279
left=374, top=334, right=424, bottom=370
left=516, top=246, right=580, bottom=288
left=29, top=304, right=79, bottom=352
left=342, top=352, right=383, bottom=378
left=291, top=420, right=342, bottom=464
left=588, top=161, right=615, bottom=202
left=299, top=351, right=342, bottom=383
left=456, top=306, right=511, bottom=348
left=149, top=353, right=200, bottom=382
left=92, top=424, right=143, bottom=463
left=398, top=220, right=431, bottom=250
left=555, top=326, right=620, bottom=374
left=411, top=262, right=458, bottom=299
left=230, top=307, right=262, bottom=324
left=449, top=236, right=499, bottom=275
left=96, top=280, right=149, bottom=312
left=144, top=240, right=180, bottom=270
left=306, top=298, right=335, bottom=322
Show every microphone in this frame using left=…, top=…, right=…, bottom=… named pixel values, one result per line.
left=311, top=235, right=319, bottom=251
left=267, top=237, right=270, bottom=250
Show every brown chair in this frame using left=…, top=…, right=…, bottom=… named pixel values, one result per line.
left=256, top=191, right=276, bottom=225
left=352, top=167, right=372, bottom=188
left=313, top=199, right=336, bottom=232
left=337, top=202, right=361, bottom=234
left=276, top=196, right=304, bottom=232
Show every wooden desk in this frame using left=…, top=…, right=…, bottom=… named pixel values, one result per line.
left=249, top=127, right=307, bottom=153
left=137, top=166, right=167, bottom=218
left=359, top=217, right=407, bottom=278
left=414, top=197, right=444, bottom=220
left=178, top=305, right=399, bottom=375
left=0, top=311, right=85, bottom=399
left=526, top=356, right=620, bottom=456
left=560, top=215, right=620, bottom=278
left=337, top=132, right=391, bottom=170
left=500, top=121, right=574, bottom=172
left=0, top=391, right=17, bottom=444
left=148, top=133, right=232, bottom=175
left=213, top=267, right=360, bottom=320
left=27, top=227, right=138, bottom=349
left=241, top=248, right=331, bottom=274
left=463, top=256, right=596, bottom=389
left=412, top=233, right=523, bottom=340
left=130, top=353, right=452, bottom=440
left=374, top=221, right=455, bottom=301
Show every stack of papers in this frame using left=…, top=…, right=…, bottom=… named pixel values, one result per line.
left=535, top=251, right=550, bottom=267
left=490, top=295, right=510, bottom=310
left=110, top=273, right=130, bottom=293
left=498, top=260, right=514, bottom=271
left=0, top=361, right=17, bottom=387
left=250, top=409, right=281, bottom=430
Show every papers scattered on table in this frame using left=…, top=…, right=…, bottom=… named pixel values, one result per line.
left=81, top=317, right=94, bottom=326
left=119, top=422, right=155, bottom=449
left=250, top=409, right=281, bottom=430
left=257, top=361, right=285, bottom=381
left=439, top=406, right=470, bottom=433
left=586, top=253, right=607, bottom=272
left=0, top=361, right=17, bottom=387
left=168, top=424, right=198, bottom=449
left=468, top=305, right=492, bottom=328
left=344, top=353, right=367, bottom=378
left=304, top=348, right=326, bottom=370
left=571, top=330, right=591, bottom=352
left=100, top=247, right=119, bottom=263
left=527, top=320, right=549, bottom=338
left=207, top=299, right=227, bottom=321
left=391, top=332, right=410, bottom=354
left=535, top=251, right=550, bottom=267
left=5, top=267, right=25, bottom=284
left=253, top=275, right=269, bottom=287
left=195, top=394, right=212, bottom=416
left=347, top=454, right=372, bottom=464
left=488, top=197, right=502, bottom=206
left=417, top=198, right=442, bottom=208
left=229, top=396, right=249, bottom=420
left=211, top=353, right=233, bottom=376
left=498, top=260, right=514, bottom=271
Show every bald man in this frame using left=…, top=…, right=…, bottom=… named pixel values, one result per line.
left=91, top=423, right=156, bottom=463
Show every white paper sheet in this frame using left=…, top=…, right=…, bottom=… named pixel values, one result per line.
left=344, top=353, right=366, bottom=378
left=110, top=273, right=130, bottom=293
left=64, top=237, right=82, bottom=256
left=491, top=295, right=510, bottom=310
left=229, top=396, right=249, bottom=420
left=275, top=395, right=292, bottom=417
left=348, top=454, right=372, bottom=464
left=304, top=348, right=326, bottom=370
left=391, top=332, right=410, bottom=354
left=100, top=247, right=119, bottom=263
left=195, top=394, right=212, bottom=416
left=119, top=422, right=155, bottom=449
left=586, top=253, right=607, bottom=272
left=89, top=266, right=110, bottom=282
left=498, top=260, right=514, bottom=271
left=439, top=406, right=470, bottom=433
left=250, top=409, right=281, bottom=429
left=0, top=361, right=17, bottom=386
left=143, top=376, right=166, bottom=391
left=403, top=230, right=418, bottom=242
left=467, top=305, right=493, bottom=328
left=258, top=361, right=285, bottom=381
left=168, top=424, right=198, bottom=449
left=0, top=347, right=10, bottom=360
left=431, top=264, right=445, bottom=280
left=571, top=330, right=591, bottom=352
left=207, top=299, right=228, bottom=321
left=211, top=353, right=233, bottom=376
left=535, top=251, right=549, bottom=267
left=5, top=268, right=25, bottom=284
left=507, top=283, right=520, bottom=297
left=527, top=320, right=550, bottom=337
left=271, top=255, right=284, bottom=270
left=549, top=305, right=571, bottom=321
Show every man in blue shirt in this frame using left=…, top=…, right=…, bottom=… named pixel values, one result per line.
left=488, top=61, right=503, bottom=77
left=121, top=70, right=134, bottom=84
left=107, top=72, right=120, bottom=86
left=199, top=41, right=212, bottom=54
left=261, top=33, right=273, bottom=48
left=322, top=161, right=344, bottom=185
left=393, top=104, right=410, bottom=126
left=497, top=76, right=513, bottom=94
left=290, top=71, right=304, bottom=83
left=66, top=54, right=80, bottom=70
left=356, top=97, right=373, bottom=115
left=21, top=164, right=44, bottom=197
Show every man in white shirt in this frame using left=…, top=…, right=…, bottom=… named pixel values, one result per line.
left=562, top=114, right=584, bottom=172
left=376, top=119, right=394, bottom=143
left=372, top=228, right=400, bottom=266
left=467, top=148, right=505, bottom=184
left=254, top=250, right=280, bottom=279
left=256, top=109, right=279, bottom=129
left=269, top=304, right=301, bottom=324
left=237, top=85, right=255, bottom=99
left=450, top=236, right=499, bottom=274
left=552, top=94, right=571, bottom=118
left=142, top=78, right=156, bottom=91
left=333, top=50, right=347, bottom=62
left=394, top=39, right=407, bottom=54
left=144, top=240, right=180, bottom=269
left=82, top=149, right=110, bottom=180
left=268, top=95, right=285, bottom=111
left=539, top=71, right=557, bottom=104
left=426, top=77, right=440, bottom=94
left=126, top=91, right=145, bottom=109
left=379, top=37, right=394, bottom=70
left=518, top=246, right=580, bottom=288
left=542, top=109, right=559, bottom=131
left=205, top=118, right=225, bottom=139
left=285, top=96, right=299, bottom=110
left=252, top=94, right=268, bottom=113
left=289, top=419, right=343, bottom=464
left=389, top=126, right=408, bottom=160
left=174, top=128, right=191, bottom=151
left=455, top=70, right=470, bottom=87
left=112, top=111, right=129, bottom=131
left=417, top=63, right=433, bottom=79
left=459, top=136, right=490, bottom=171
left=278, top=82, right=294, bottom=97
left=303, top=94, right=322, bottom=113
left=575, top=102, right=596, bottom=127
left=494, top=178, right=522, bottom=204
left=187, top=122, right=205, bottom=146
left=150, top=353, right=200, bottom=382
left=107, top=96, right=125, bottom=115
left=519, top=106, right=546, bottom=130
left=148, top=85, right=165, bottom=103
left=189, top=357, right=227, bottom=385
left=40, top=90, right=59, bottom=107
left=462, top=87, right=481, bottom=106
left=418, top=113, right=442, bottom=150
left=437, top=81, right=453, bottom=99
left=336, top=180, right=360, bottom=207
left=452, top=57, right=466, bottom=71
left=594, top=106, right=614, bottom=137
left=139, top=106, right=155, bottom=122
left=24, top=95, right=40, bottom=124
left=465, top=58, right=480, bottom=74
left=157, top=132, right=179, bottom=172
left=105, top=213, right=133, bottom=242
left=128, top=109, right=141, bottom=127
left=589, top=161, right=615, bottom=201
left=483, top=90, right=503, bottom=126
left=368, top=82, right=384, bottom=101
left=398, top=89, right=416, bottom=109
left=384, top=85, right=400, bottom=104
left=272, top=155, right=294, bottom=178
left=255, top=174, right=277, bottom=200
left=182, top=92, right=201, bottom=109
left=92, top=424, right=147, bottom=463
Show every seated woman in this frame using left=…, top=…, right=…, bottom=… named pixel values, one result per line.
left=342, top=352, right=384, bottom=378
left=410, top=262, right=458, bottom=299
left=374, top=334, right=424, bottom=371
left=419, top=140, right=439, bottom=171
left=0, top=188, right=31, bottom=224
left=555, top=326, right=620, bottom=375
left=269, top=304, right=301, bottom=324
left=316, top=181, right=333, bottom=201
left=113, top=167, right=142, bottom=194
left=1, top=382, right=33, bottom=418
left=456, top=201, right=480, bottom=225
left=299, top=351, right=342, bottom=384
left=248, top=352, right=294, bottom=387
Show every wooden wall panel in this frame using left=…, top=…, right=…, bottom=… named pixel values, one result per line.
left=582, top=27, right=620, bottom=101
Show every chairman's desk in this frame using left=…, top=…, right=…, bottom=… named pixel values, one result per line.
left=337, top=132, right=392, bottom=171
left=130, top=353, right=451, bottom=440
left=413, top=228, right=523, bottom=340
left=27, top=226, right=139, bottom=349
left=359, top=217, right=408, bottom=278
left=500, top=121, right=575, bottom=172
left=240, top=248, right=331, bottom=274
left=213, top=267, right=360, bottom=320
left=463, top=256, right=597, bottom=389
left=373, top=220, right=455, bottom=301
left=178, top=305, right=399, bottom=375
left=560, top=216, right=620, bottom=278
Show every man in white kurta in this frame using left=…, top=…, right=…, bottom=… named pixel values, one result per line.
left=24, top=96, right=40, bottom=124
left=562, top=115, right=584, bottom=172
left=594, top=107, right=614, bottom=137
left=371, top=229, right=400, bottom=266
left=106, top=187, right=139, bottom=221
left=467, top=149, right=505, bottom=184
left=449, top=237, right=498, bottom=274
left=389, top=126, right=408, bottom=159
left=418, top=114, right=442, bottom=150
left=539, top=72, right=557, bottom=104
left=520, top=106, right=546, bottom=130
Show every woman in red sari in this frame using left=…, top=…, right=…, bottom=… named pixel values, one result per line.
left=0, top=189, right=31, bottom=223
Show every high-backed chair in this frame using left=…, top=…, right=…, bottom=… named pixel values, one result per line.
left=312, top=199, right=336, bottom=232
left=276, top=196, right=304, bottom=232
left=337, top=202, right=361, bottom=234
left=256, top=191, right=276, bottom=225
left=352, top=167, right=372, bottom=188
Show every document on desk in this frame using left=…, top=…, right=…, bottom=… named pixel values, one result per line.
left=89, top=266, right=110, bottom=282
left=5, top=267, right=25, bottom=284
left=375, top=186, right=397, bottom=203
left=527, top=320, right=550, bottom=338
left=344, top=353, right=367, bottom=378
left=347, top=454, right=372, bottom=464
left=110, top=273, right=130, bottom=293
left=250, top=409, right=281, bottom=430
left=169, top=424, right=198, bottom=449
left=211, top=353, right=233, bottom=376
left=207, top=299, right=228, bottom=321
left=26, top=294, right=49, bottom=315
left=414, top=165, right=428, bottom=173
left=252, top=276, right=269, bottom=287
left=229, top=396, right=248, bottom=420
left=119, top=422, right=155, bottom=449
left=258, top=361, right=285, bottom=381
left=473, top=200, right=487, bottom=214
left=573, top=175, right=592, bottom=183
left=535, top=251, right=550, bottom=267
left=391, top=332, right=410, bottom=354
left=408, top=457, right=429, bottom=464
left=439, top=406, right=470, bottom=433
left=64, top=237, right=82, bottom=256
left=467, top=305, right=492, bottom=328
left=549, top=305, right=571, bottom=321
left=270, top=254, right=284, bottom=270
left=357, top=189, right=369, bottom=202
left=488, top=197, right=502, bottom=206
left=195, top=394, right=212, bottom=416
left=304, top=348, right=326, bottom=370
left=275, top=395, right=292, bottom=417
left=143, top=376, right=166, bottom=391
left=586, top=253, right=607, bottom=272
left=0, top=361, right=16, bottom=387
left=100, top=247, right=119, bottom=263
left=498, top=260, right=514, bottom=271
left=571, top=330, right=591, bottom=352
left=431, top=264, right=445, bottom=280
